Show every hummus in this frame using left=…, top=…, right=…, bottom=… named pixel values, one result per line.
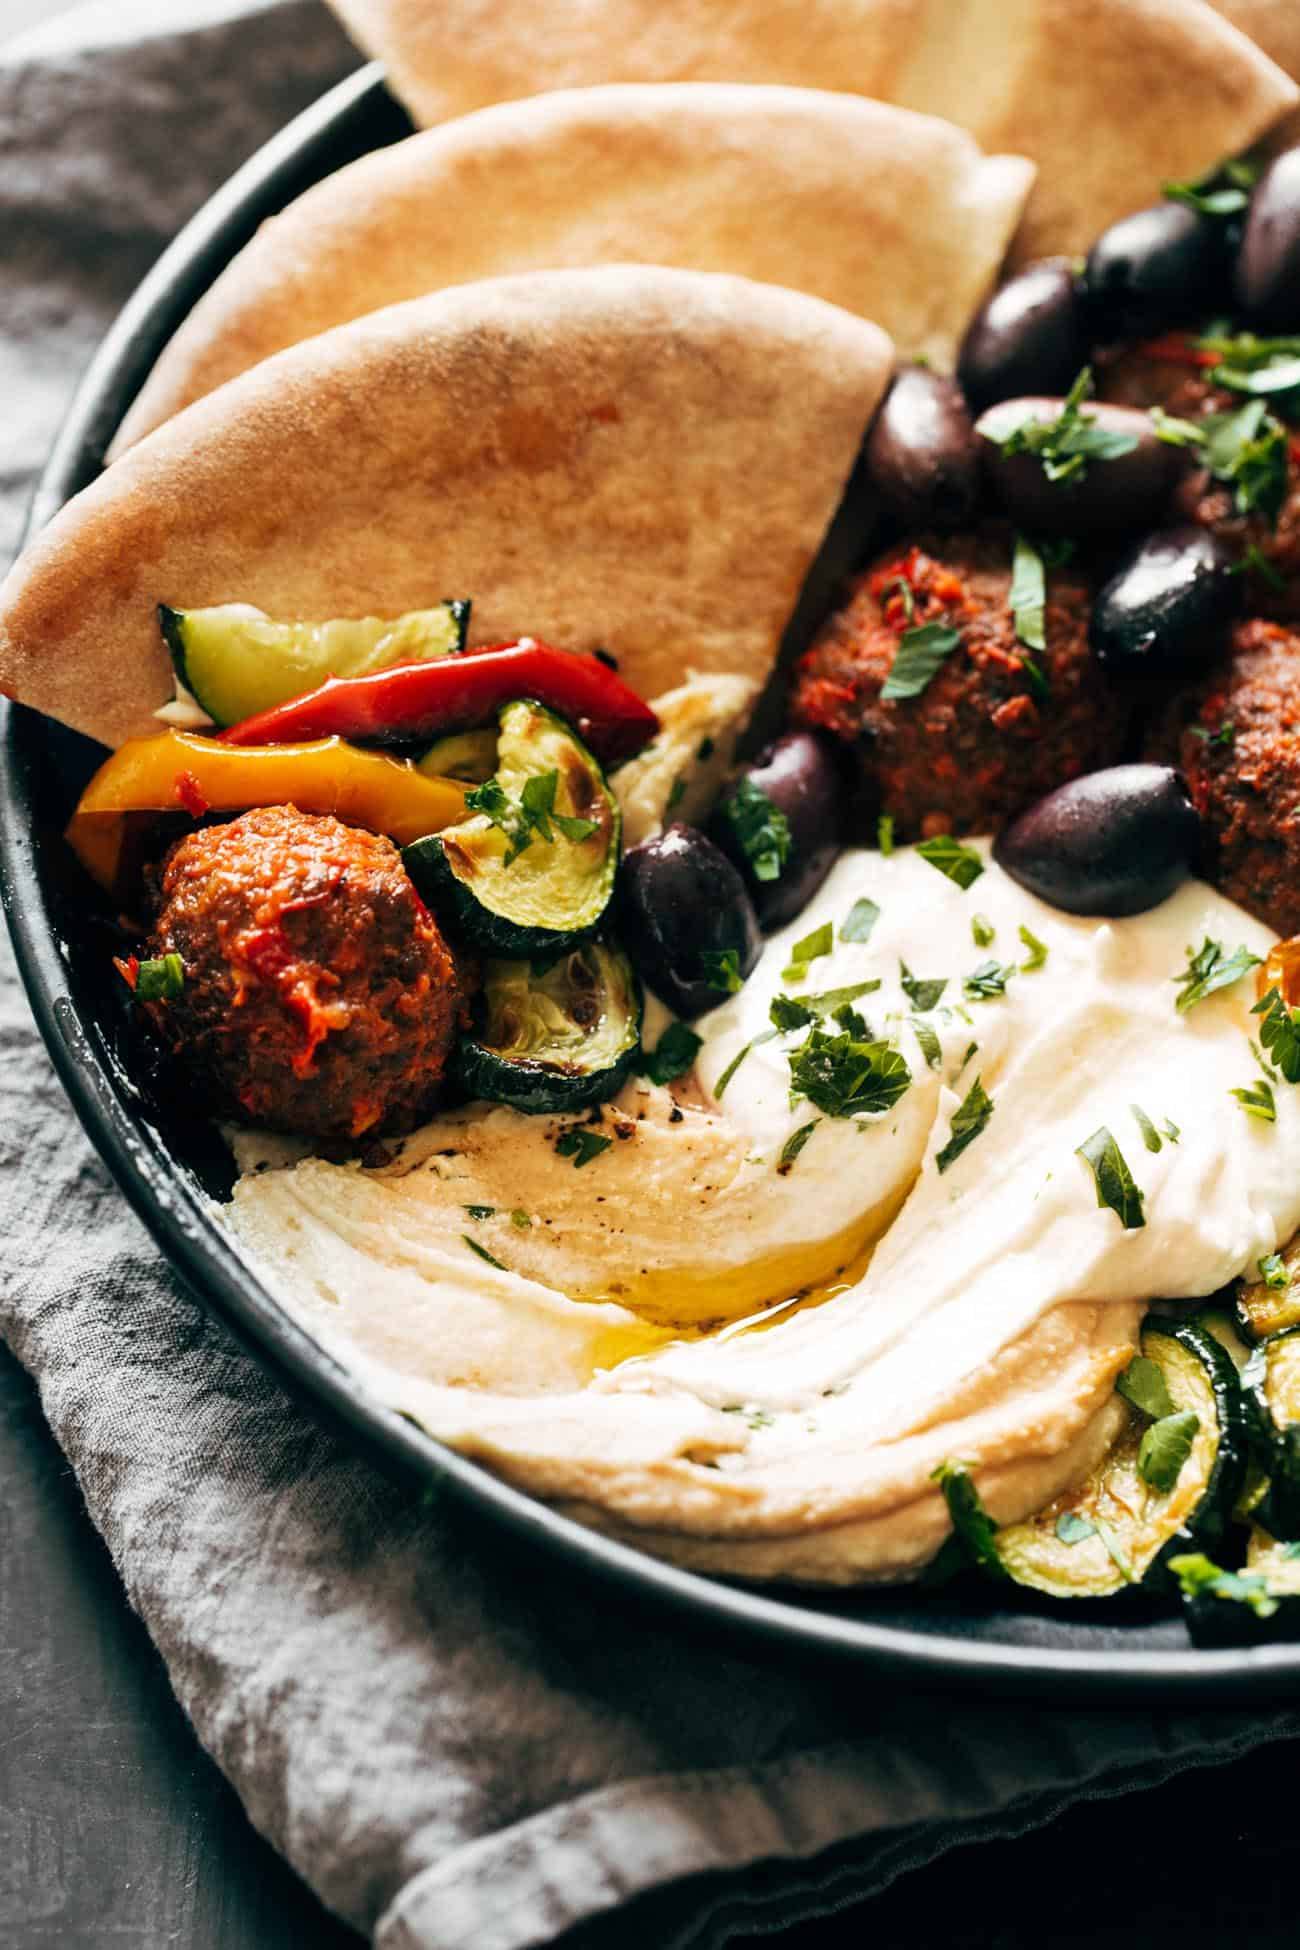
left=225, top=842, right=1300, bottom=1584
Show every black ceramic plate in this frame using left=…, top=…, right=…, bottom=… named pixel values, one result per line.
left=5, top=65, right=1298, bottom=1700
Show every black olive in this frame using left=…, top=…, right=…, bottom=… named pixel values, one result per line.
left=709, top=730, right=844, bottom=930
left=617, top=824, right=762, bottom=1019
left=1090, top=526, right=1240, bottom=677
left=975, top=395, right=1177, bottom=534
left=957, top=259, right=1090, bottom=411
left=993, top=765, right=1202, bottom=917
left=1083, top=200, right=1227, bottom=340
left=1235, top=146, right=1300, bottom=331
left=863, top=366, right=980, bottom=529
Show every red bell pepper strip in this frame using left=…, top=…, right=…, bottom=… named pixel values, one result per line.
left=220, top=640, right=659, bottom=765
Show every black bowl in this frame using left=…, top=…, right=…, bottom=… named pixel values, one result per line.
left=4, top=64, right=1298, bottom=1698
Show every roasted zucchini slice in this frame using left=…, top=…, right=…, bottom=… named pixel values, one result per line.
left=161, top=599, right=469, bottom=727
left=1246, top=1526, right=1300, bottom=1617
left=1245, top=1327, right=1300, bottom=1541
left=403, top=700, right=619, bottom=955
left=415, top=727, right=498, bottom=784
left=454, top=940, right=642, bottom=1113
left=1235, top=1234, right=1300, bottom=1342
left=994, top=1318, right=1247, bottom=1597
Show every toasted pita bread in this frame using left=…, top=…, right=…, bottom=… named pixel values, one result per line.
left=1213, top=1, right=1300, bottom=144
left=0, top=268, right=892, bottom=751
left=325, top=0, right=1297, bottom=259
left=109, top=85, right=1031, bottom=453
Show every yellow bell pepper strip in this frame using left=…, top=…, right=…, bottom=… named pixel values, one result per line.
left=65, top=729, right=467, bottom=893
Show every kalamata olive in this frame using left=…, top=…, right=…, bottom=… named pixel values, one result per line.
left=617, top=823, right=762, bottom=1019
left=1235, top=146, right=1300, bottom=331
left=863, top=366, right=980, bottom=529
left=1090, top=526, right=1240, bottom=677
left=709, top=730, right=845, bottom=930
left=957, top=259, right=1090, bottom=411
left=975, top=395, right=1178, bottom=535
left=1083, top=200, right=1227, bottom=339
left=993, top=764, right=1201, bottom=916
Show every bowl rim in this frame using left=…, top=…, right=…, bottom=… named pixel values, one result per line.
left=4, top=60, right=1298, bottom=1699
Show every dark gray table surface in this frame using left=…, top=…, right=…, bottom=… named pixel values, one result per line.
left=5, top=1324, right=1300, bottom=1947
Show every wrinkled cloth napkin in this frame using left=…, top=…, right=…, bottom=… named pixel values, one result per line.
left=3, top=6, right=1300, bottom=1947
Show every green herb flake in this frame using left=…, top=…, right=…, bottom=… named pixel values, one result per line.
left=1163, top=1117, right=1181, bottom=1144
left=1198, top=399, right=1289, bottom=522
left=911, top=1016, right=942, bottom=1070
left=1094, top=1520, right=1135, bottom=1583
left=994, top=366, right=1138, bottom=485
left=880, top=621, right=964, bottom=702
left=782, top=920, right=834, bottom=983
left=916, top=833, right=984, bottom=890
left=1055, top=1512, right=1098, bottom=1547
left=797, top=979, right=882, bottom=1022
left=778, top=1119, right=821, bottom=1174
left=1076, top=1126, right=1146, bottom=1230
left=135, top=952, right=184, bottom=1001
left=701, top=948, right=743, bottom=994
left=462, top=1204, right=496, bottom=1221
left=1173, top=937, right=1262, bottom=1014
left=787, top=1025, right=912, bottom=1119
left=1233, top=1077, right=1277, bottom=1123
left=963, top=958, right=1015, bottom=1002
left=1018, top=925, right=1048, bottom=972
left=899, top=961, right=948, bottom=1011
left=840, top=897, right=881, bottom=945
left=463, top=1234, right=508, bottom=1271
left=721, top=1403, right=775, bottom=1431
left=1259, top=1251, right=1291, bottom=1290
left=1116, top=1354, right=1176, bottom=1421
left=1130, top=1104, right=1163, bottom=1154
left=555, top=1128, right=613, bottom=1169
left=931, top=1459, right=1006, bottom=1578
left=935, top=1075, right=994, bottom=1174
left=1167, top=1551, right=1278, bottom=1620
left=1137, top=1410, right=1200, bottom=1492
left=1189, top=719, right=1236, bottom=748
left=1009, top=533, right=1047, bottom=654
left=713, top=1028, right=778, bottom=1100
left=1254, top=987, right=1300, bottom=1082
left=1162, top=156, right=1260, bottom=218
left=877, top=813, right=896, bottom=857
left=720, top=776, right=792, bottom=884
left=510, top=1209, right=531, bottom=1230
left=971, top=913, right=995, bottom=948
left=665, top=775, right=686, bottom=813
left=642, top=1021, right=702, bottom=1086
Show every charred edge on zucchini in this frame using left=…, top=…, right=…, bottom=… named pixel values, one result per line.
left=454, top=940, right=642, bottom=1114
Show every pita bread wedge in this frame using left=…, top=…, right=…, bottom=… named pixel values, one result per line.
left=1213, top=1, right=1300, bottom=144
left=325, top=0, right=1297, bottom=259
left=110, top=84, right=1032, bottom=453
left=0, top=267, right=892, bottom=752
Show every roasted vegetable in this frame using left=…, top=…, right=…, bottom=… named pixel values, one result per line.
left=454, top=939, right=642, bottom=1113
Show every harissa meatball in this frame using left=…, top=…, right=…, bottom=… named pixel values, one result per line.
left=144, top=804, right=469, bottom=1139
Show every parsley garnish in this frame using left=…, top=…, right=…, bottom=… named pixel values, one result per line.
left=1116, top=1354, right=1175, bottom=1421
left=1189, top=719, right=1236, bottom=748
left=511, top=1209, right=531, bottom=1229
left=971, top=913, right=995, bottom=948
left=666, top=775, right=686, bottom=813
left=1197, top=399, right=1289, bottom=521
left=916, top=834, right=984, bottom=890
left=910, top=1016, right=942, bottom=1069
left=555, top=1128, right=613, bottom=1168
left=463, top=1234, right=508, bottom=1270
left=899, top=961, right=947, bottom=1011
left=935, top=1075, right=994, bottom=1173
left=1162, top=156, right=1260, bottom=218
left=963, top=958, right=1015, bottom=1001
left=1018, top=925, right=1048, bottom=971
left=1232, top=1077, right=1277, bottom=1122
left=994, top=367, right=1138, bottom=485
left=642, top=1021, right=702, bottom=1086
left=712, top=1028, right=778, bottom=1100
left=778, top=1120, right=820, bottom=1173
left=877, top=813, right=895, bottom=856
left=465, top=768, right=596, bottom=863
left=720, top=777, right=791, bottom=884
left=1009, top=534, right=1048, bottom=667
left=1163, top=1117, right=1181, bottom=1143
left=1076, top=1126, right=1146, bottom=1229
left=1055, top=1512, right=1097, bottom=1547
left=1173, top=937, right=1262, bottom=1013
left=1130, top=1104, right=1163, bottom=1154
left=1167, top=1551, right=1278, bottom=1620
left=772, top=981, right=881, bottom=1033
left=1259, top=1251, right=1291, bottom=1290
left=840, top=897, right=880, bottom=945
left=463, top=1204, right=496, bottom=1221
left=782, top=920, right=833, bottom=983
left=701, top=948, right=743, bottom=994
left=787, top=1025, right=912, bottom=1118
left=880, top=621, right=963, bottom=701
left=770, top=993, right=811, bottom=1032
left=931, top=1460, right=1006, bottom=1577
left=135, top=952, right=184, bottom=1001
left=1137, top=1411, right=1200, bottom=1492
left=1254, top=987, right=1300, bottom=1082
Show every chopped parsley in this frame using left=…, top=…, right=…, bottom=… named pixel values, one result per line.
left=510, top=1209, right=531, bottom=1230
left=778, top=1119, right=821, bottom=1173
left=931, top=1460, right=1005, bottom=1577
left=463, top=1204, right=496, bottom=1221
left=1129, top=1104, right=1163, bottom=1154
left=555, top=1128, right=613, bottom=1168
left=963, top=958, right=1015, bottom=1002
left=1259, top=1251, right=1291, bottom=1291
left=1232, top=1077, right=1277, bottom=1123
left=465, top=768, right=597, bottom=864
left=782, top=920, right=833, bottom=983
left=935, top=1075, right=994, bottom=1174
left=1137, top=1411, right=1200, bottom=1493
left=1076, top=1126, right=1146, bottom=1229
left=1189, top=719, right=1236, bottom=748
left=910, top=1015, right=942, bottom=1070
left=1167, top=1551, right=1279, bottom=1620
left=787, top=1024, right=912, bottom=1118
left=135, top=952, right=184, bottom=1001
left=1254, top=987, right=1300, bottom=1082
left=713, top=1027, right=777, bottom=1100
left=1162, top=156, right=1260, bottom=219
left=666, top=775, right=686, bottom=812
left=994, top=366, right=1138, bottom=485
left=463, top=1234, right=508, bottom=1270
left=770, top=992, right=812, bottom=1032
left=771, top=980, right=881, bottom=1033
left=916, top=833, right=984, bottom=890
left=1173, top=937, right=1262, bottom=1013
left=701, top=948, right=743, bottom=994
left=1008, top=536, right=1050, bottom=698
left=1018, top=925, right=1048, bottom=971
left=1055, top=1511, right=1098, bottom=1547
left=641, top=1021, right=702, bottom=1085
left=1200, top=328, right=1300, bottom=413
left=971, top=913, right=995, bottom=948
left=877, top=813, right=895, bottom=856
left=880, top=621, right=963, bottom=701
left=720, top=776, right=791, bottom=883
left=1116, top=1354, right=1176, bottom=1421
left=1193, top=398, right=1290, bottom=522
left=840, top=896, right=881, bottom=944
left=899, top=961, right=948, bottom=1011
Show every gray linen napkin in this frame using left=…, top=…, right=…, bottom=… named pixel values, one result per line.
left=3, top=7, right=1299, bottom=1947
